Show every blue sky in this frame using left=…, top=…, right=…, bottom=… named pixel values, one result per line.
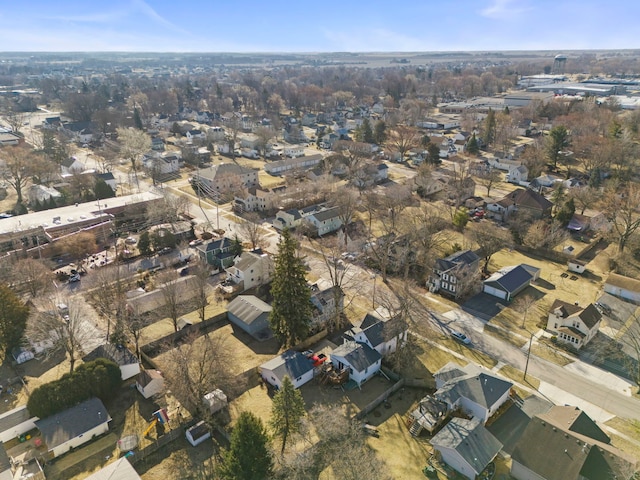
left=1, top=0, right=638, bottom=52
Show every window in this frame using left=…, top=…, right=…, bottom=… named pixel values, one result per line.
left=450, top=286, right=456, bottom=293
left=450, top=276, right=457, bottom=284
left=443, top=274, right=449, bottom=281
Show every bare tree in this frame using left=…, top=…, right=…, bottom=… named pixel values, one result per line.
left=568, top=186, right=600, bottom=215
left=86, top=263, right=128, bottom=341
left=388, top=125, right=419, bottom=162
left=116, top=127, right=151, bottom=190
left=312, top=236, right=350, bottom=332
left=237, top=212, right=266, bottom=251
left=161, top=331, right=235, bottom=420
left=29, top=299, right=93, bottom=373
left=158, top=270, right=183, bottom=332
left=524, top=220, right=569, bottom=250
left=602, top=182, right=640, bottom=253
left=254, top=126, right=275, bottom=157
left=0, top=145, right=34, bottom=204
left=54, top=232, right=98, bottom=272
left=469, top=222, right=512, bottom=273
left=5, top=109, right=26, bottom=135
left=514, top=294, right=537, bottom=328
left=12, top=258, right=54, bottom=299
left=190, top=259, right=211, bottom=323
left=476, top=168, right=502, bottom=197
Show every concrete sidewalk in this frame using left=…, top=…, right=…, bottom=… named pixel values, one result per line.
left=537, top=382, right=615, bottom=423
left=562, top=361, right=636, bottom=397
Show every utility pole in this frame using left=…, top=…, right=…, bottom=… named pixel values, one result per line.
left=523, top=331, right=535, bottom=382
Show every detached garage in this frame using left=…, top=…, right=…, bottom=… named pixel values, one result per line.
left=483, top=264, right=540, bottom=301
left=604, top=273, right=640, bottom=305
left=227, top=295, right=272, bottom=340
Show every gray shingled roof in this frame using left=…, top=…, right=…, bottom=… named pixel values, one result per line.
left=484, top=265, right=533, bottom=293
left=331, top=341, right=381, bottom=372
left=85, top=457, right=141, bottom=480
left=436, top=372, right=513, bottom=409
left=0, top=406, right=31, bottom=435
left=227, top=295, right=272, bottom=325
left=260, top=350, right=314, bottom=382
left=35, top=398, right=110, bottom=451
left=85, top=343, right=138, bottom=367
left=431, top=418, right=502, bottom=476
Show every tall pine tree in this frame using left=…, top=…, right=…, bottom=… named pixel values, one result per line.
left=269, top=229, right=312, bottom=347
left=0, top=284, right=29, bottom=354
left=218, top=411, right=273, bottom=480
left=482, top=108, right=496, bottom=147
left=270, top=376, right=306, bottom=454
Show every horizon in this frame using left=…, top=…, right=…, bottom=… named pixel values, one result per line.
left=2, top=0, right=639, bottom=53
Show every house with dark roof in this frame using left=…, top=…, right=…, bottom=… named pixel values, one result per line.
left=95, top=172, right=117, bottom=192
left=487, top=188, right=553, bottom=221
left=84, top=344, right=140, bottom=380
left=483, top=264, right=540, bottom=301
left=330, top=341, right=382, bottom=386
left=196, top=237, right=237, bottom=269
left=430, top=417, right=502, bottom=480
left=309, top=283, right=344, bottom=332
left=511, top=406, right=638, bottom=480
left=186, top=421, right=211, bottom=447
left=227, top=295, right=272, bottom=340
left=546, top=300, right=602, bottom=349
left=345, top=312, right=408, bottom=357
left=428, top=249, right=480, bottom=298
left=260, top=350, right=315, bottom=389
left=434, top=362, right=513, bottom=424
left=0, top=444, right=11, bottom=480
left=35, top=398, right=111, bottom=458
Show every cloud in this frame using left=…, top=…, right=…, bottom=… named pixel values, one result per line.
left=131, top=0, right=189, bottom=35
left=480, top=0, right=531, bottom=20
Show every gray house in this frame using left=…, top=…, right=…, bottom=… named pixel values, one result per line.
left=227, top=295, right=272, bottom=340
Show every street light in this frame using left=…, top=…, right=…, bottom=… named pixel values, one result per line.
left=523, top=330, right=536, bottom=382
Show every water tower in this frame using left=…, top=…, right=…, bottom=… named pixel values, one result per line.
left=553, top=54, right=567, bottom=74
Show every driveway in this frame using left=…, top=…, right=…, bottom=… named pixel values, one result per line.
left=461, top=292, right=509, bottom=321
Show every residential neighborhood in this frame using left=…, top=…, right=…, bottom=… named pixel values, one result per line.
left=1, top=43, right=640, bottom=480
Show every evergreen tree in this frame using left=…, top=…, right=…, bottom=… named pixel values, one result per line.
left=546, top=125, right=570, bottom=168
left=94, top=179, right=115, bottom=199
left=373, top=120, right=387, bottom=145
left=231, top=235, right=243, bottom=257
left=269, top=229, right=312, bottom=347
left=466, top=133, right=480, bottom=156
left=555, top=197, right=576, bottom=226
left=361, top=118, right=374, bottom=143
left=0, top=284, right=29, bottom=354
left=218, top=411, right=273, bottom=480
left=270, top=376, right=306, bottom=454
left=482, top=108, right=496, bottom=147
left=427, top=143, right=441, bottom=164
left=133, top=107, right=144, bottom=130
left=452, top=207, right=469, bottom=231
left=138, top=231, right=152, bottom=256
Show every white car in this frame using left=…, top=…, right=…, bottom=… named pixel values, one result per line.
left=450, top=330, right=471, bottom=345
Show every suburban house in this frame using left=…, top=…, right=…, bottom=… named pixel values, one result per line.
left=434, top=363, right=513, bottom=424
left=0, top=406, right=38, bottom=444
left=185, top=421, right=211, bottom=447
left=142, top=152, right=180, bottom=175
left=428, top=250, right=480, bottom=298
left=84, top=344, right=140, bottom=380
left=233, top=186, right=280, bottom=213
left=284, top=145, right=305, bottom=158
left=309, top=284, right=344, bottom=332
left=0, top=131, right=23, bottom=146
left=85, top=457, right=141, bottom=480
left=196, top=237, right=237, bottom=269
left=260, top=350, right=315, bottom=390
left=226, top=295, right=272, bottom=340
left=29, top=184, right=60, bottom=205
left=302, top=206, right=343, bottom=236
left=95, top=172, right=117, bottom=191
left=351, top=163, right=389, bottom=188
left=185, top=129, right=205, bottom=142
left=136, top=370, right=164, bottom=399
left=330, top=341, right=382, bottom=386
left=190, top=163, right=258, bottom=194
left=239, top=133, right=261, bottom=150
left=62, top=121, right=95, bottom=144
left=273, top=209, right=303, bottom=230
left=546, top=300, right=602, bottom=349
left=511, top=406, right=638, bottom=480
left=345, top=312, right=408, bottom=357
left=264, top=154, right=323, bottom=175
left=567, top=212, right=611, bottom=234
left=483, top=264, right=540, bottom=301
left=430, top=417, right=502, bottom=480
left=60, top=156, right=85, bottom=175
left=506, top=164, right=529, bottom=184
left=604, top=273, right=640, bottom=305
left=207, top=126, right=225, bottom=141
left=224, top=250, right=273, bottom=292
left=487, top=188, right=553, bottom=221
left=35, top=397, right=111, bottom=458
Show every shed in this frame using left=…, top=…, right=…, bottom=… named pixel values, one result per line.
left=186, top=421, right=211, bottom=447
left=227, top=295, right=272, bottom=340
left=136, top=370, right=164, bottom=399
left=203, top=389, right=228, bottom=414
left=568, top=259, right=586, bottom=274
left=0, top=405, right=39, bottom=443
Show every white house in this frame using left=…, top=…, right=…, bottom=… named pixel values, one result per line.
left=207, top=126, right=225, bottom=141
left=260, top=350, right=315, bottom=390
left=345, top=313, right=408, bottom=357
left=190, top=164, right=258, bottom=194
left=430, top=417, right=502, bottom=480
left=330, top=341, right=381, bottom=386
left=506, top=164, right=529, bottom=184
left=546, top=300, right=602, bottom=349
left=284, top=145, right=305, bottom=158
left=186, top=421, right=211, bottom=447
left=303, top=206, right=343, bottom=236
left=28, top=185, right=61, bottom=205
left=0, top=406, right=38, bottom=443
left=185, top=129, right=206, bottom=142
left=60, top=156, right=85, bottom=175
left=434, top=363, right=513, bottom=424
left=264, top=154, right=323, bottom=175
left=224, top=250, right=273, bottom=292
left=35, top=398, right=111, bottom=458
left=240, top=134, right=261, bottom=150
left=604, top=273, right=640, bottom=305
left=136, top=370, right=165, bottom=399
left=309, top=284, right=344, bottom=332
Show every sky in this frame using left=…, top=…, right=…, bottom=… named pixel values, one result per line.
left=1, top=0, right=638, bottom=53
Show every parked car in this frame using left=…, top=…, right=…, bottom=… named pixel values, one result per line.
left=125, top=236, right=137, bottom=245
left=450, top=330, right=471, bottom=345
left=595, top=302, right=612, bottom=315
left=68, top=273, right=81, bottom=283
left=189, top=239, right=204, bottom=247
left=158, top=247, right=174, bottom=255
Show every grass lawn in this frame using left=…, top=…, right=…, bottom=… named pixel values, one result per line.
left=498, top=364, right=541, bottom=390
left=605, top=417, right=640, bottom=458
left=435, top=336, right=498, bottom=370
left=483, top=324, right=528, bottom=349
left=530, top=340, right=574, bottom=367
